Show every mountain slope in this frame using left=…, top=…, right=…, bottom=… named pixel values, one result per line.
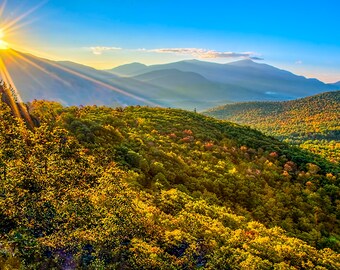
left=0, top=49, right=171, bottom=107
left=204, top=91, right=340, bottom=162
left=333, top=81, right=340, bottom=88
left=108, top=62, right=148, bottom=76
left=132, top=68, right=270, bottom=109
left=31, top=101, right=340, bottom=248
left=1, top=94, right=340, bottom=268
left=112, top=59, right=337, bottom=100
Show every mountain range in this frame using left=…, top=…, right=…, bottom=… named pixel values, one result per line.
left=109, top=59, right=338, bottom=103
left=0, top=49, right=339, bottom=110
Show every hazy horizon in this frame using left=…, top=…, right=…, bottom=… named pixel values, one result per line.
left=4, top=47, right=337, bottom=85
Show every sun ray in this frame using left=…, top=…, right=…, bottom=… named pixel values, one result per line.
left=5, top=51, right=48, bottom=89
left=4, top=18, right=39, bottom=35
left=1, top=1, right=47, bottom=33
left=10, top=50, right=72, bottom=87
left=0, top=0, right=158, bottom=129
left=35, top=56, right=160, bottom=106
left=0, top=57, right=23, bottom=118
left=0, top=0, right=51, bottom=129
left=0, top=54, right=34, bottom=128
left=0, top=0, right=7, bottom=19
left=3, top=49, right=159, bottom=108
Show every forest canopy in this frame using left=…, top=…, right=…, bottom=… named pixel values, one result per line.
left=0, top=90, right=339, bottom=268
left=204, top=91, right=340, bottom=164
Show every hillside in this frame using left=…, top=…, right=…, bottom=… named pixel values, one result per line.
left=0, top=49, right=172, bottom=108
left=109, top=62, right=148, bottom=76
left=204, top=91, right=340, bottom=163
left=133, top=69, right=218, bottom=93
left=333, top=81, right=340, bottom=87
left=1, top=82, right=340, bottom=268
left=132, top=68, right=267, bottom=109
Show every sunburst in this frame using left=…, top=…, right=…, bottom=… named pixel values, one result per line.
left=0, top=0, right=158, bottom=128
left=0, top=29, right=8, bottom=50
left=0, top=0, right=46, bottom=127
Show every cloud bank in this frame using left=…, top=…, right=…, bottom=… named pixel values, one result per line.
left=146, top=48, right=263, bottom=60
left=90, top=46, right=122, bottom=55
left=89, top=46, right=263, bottom=60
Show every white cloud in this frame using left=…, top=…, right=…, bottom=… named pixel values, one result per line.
left=90, top=46, right=122, bottom=55
left=295, top=60, right=303, bottom=64
left=145, top=48, right=263, bottom=60
left=87, top=46, right=263, bottom=60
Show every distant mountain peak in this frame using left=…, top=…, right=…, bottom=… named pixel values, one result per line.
left=228, top=59, right=258, bottom=66
left=127, top=62, right=147, bottom=67
left=108, top=62, right=148, bottom=76
left=332, top=81, right=340, bottom=87
left=181, top=59, right=202, bottom=63
left=112, top=62, right=147, bottom=70
left=237, top=59, right=255, bottom=63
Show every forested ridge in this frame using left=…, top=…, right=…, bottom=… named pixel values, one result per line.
left=204, top=91, right=340, bottom=163
left=0, top=85, right=340, bottom=268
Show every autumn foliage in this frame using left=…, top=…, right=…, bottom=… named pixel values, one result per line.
left=0, top=93, right=339, bottom=268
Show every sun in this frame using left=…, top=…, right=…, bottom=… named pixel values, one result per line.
left=0, top=29, right=9, bottom=50
left=0, top=41, right=8, bottom=50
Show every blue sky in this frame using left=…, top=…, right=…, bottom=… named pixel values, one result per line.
left=2, top=0, right=340, bottom=82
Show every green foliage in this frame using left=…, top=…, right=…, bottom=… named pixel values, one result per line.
left=0, top=100, right=339, bottom=268
left=204, top=91, right=340, bottom=164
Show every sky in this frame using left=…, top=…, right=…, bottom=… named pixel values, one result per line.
left=1, top=0, right=340, bottom=83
